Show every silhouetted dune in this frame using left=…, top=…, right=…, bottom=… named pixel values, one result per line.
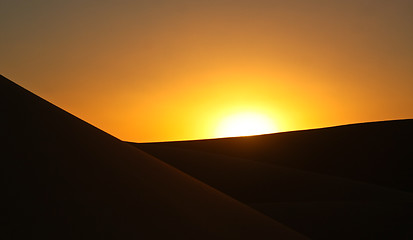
left=128, top=144, right=413, bottom=203
left=131, top=120, right=413, bottom=239
left=252, top=201, right=413, bottom=240
left=2, top=75, right=307, bottom=239
left=135, top=119, right=413, bottom=192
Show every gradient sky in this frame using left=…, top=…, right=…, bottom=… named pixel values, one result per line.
left=1, top=0, right=413, bottom=142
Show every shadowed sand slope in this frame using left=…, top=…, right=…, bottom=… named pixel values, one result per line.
left=132, top=121, right=413, bottom=239
left=131, top=144, right=413, bottom=204
left=132, top=144, right=413, bottom=239
left=136, top=119, right=413, bottom=192
left=1, top=75, right=307, bottom=240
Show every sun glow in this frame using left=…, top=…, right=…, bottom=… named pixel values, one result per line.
left=216, top=112, right=278, bottom=138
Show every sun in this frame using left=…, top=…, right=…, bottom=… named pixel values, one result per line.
left=216, top=112, right=278, bottom=138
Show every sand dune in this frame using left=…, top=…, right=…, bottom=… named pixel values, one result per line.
left=136, top=119, right=413, bottom=192
left=3, top=73, right=411, bottom=239
left=132, top=120, right=413, bottom=239
left=131, top=144, right=413, bottom=203
left=2, top=75, right=307, bottom=239
left=252, top=201, right=413, bottom=240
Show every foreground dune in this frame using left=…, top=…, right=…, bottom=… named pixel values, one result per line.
left=2, top=74, right=307, bottom=239
left=132, top=120, right=413, bottom=239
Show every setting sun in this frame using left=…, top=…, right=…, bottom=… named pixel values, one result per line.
left=216, top=112, right=277, bottom=138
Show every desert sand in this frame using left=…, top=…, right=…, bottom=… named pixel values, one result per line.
left=2, top=75, right=306, bottom=239
left=3, top=74, right=412, bottom=239
left=132, top=119, right=413, bottom=239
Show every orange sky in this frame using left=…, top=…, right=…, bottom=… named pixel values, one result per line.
left=1, top=0, right=412, bottom=142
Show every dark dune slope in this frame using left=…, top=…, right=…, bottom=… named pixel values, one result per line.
left=136, top=119, right=413, bottom=192
left=131, top=144, right=413, bottom=204
left=1, top=75, right=307, bottom=240
left=131, top=143, right=413, bottom=239
left=131, top=120, right=413, bottom=239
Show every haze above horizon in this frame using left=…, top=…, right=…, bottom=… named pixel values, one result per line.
left=1, top=0, right=412, bottom=142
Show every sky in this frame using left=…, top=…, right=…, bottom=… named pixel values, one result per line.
left=1, top=0, right=412, bottom=142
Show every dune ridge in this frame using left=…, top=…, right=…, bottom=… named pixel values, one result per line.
left=135, top=119, right=413, bottom=192
left=132, top=119, right=413, bottom=239
left=2, top=74, right=307, bottom=239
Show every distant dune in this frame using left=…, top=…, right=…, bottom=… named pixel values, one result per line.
left=134, top=119, right=413, bottom=192
left=2, top=74, right=307, bottom=239
left=131, top=120, right=413, bottom=239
